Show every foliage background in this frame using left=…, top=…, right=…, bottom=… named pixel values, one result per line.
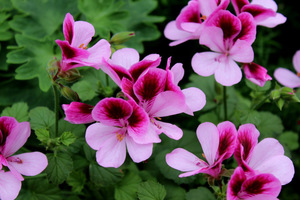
left=0, top=0, right=299, bottom=199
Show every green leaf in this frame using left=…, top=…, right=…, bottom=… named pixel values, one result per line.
left=89, top=163, right=124, bottom=186
left=186, top=187, right=216, bottom=200
left=115, top=172, right=142, bottom=200
left=137, top=180, right=166, bottom=200
left=60, top=131, right=76, bottom=146
left=35, top=128, right=50, bottom=144
left=7, top=34, right=56, bottom=91
left=256, top=111, right=284, bottom=138
left=279, top=131, right=299, bottom=151
left=1, top=102, right=29, bottom=122
left=45, top=153, right=73, bottom=184
left=67, top=170, right=87, bottom=193
left=71, top=80, right=97, bottom=101
left=164, top=184, right=186, bottom=200
left=29, top=106, right=55, bottom=130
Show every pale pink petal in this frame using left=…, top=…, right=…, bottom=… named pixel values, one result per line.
left=156, top=121, right=183, bottom=140
left=84, top=39, right=111, bottom=69
left=142, top=53, right=160, bottom=61
left=274, top=68, right=300, bottom=88
left=126, top=136, right=153, bottom=163
left=85, top=123, right=120, bottom=150
left=170, top=63, right=184, bottom=85
left=129, top=58, right=161, bottom=82
left=111, top=48, right=139, bottom=70
left=0, top=170, right=21, bottom=200
left=2, top=122, right=30, bottom=157
left=246, top=194, right=279, bottom=200
left=292, top=50, right=300, bottom=72
left=72, top=21, right=95, bottom=47
left=62, top=102, right=94, bottom=124
left=63, top=13, right=74, bottom=44
left=243, top=62, right=272, bottom=87
left=196, top=122, right=219, bottom=165
left=166, top=148, right=207, bottom=172
left=248, top=138, right=284, bottom=170
left=230, top=39, right=254, bottom=63
left=198, top=0, right=218, bottom=16
left=251, top=0, right=278, bottom=11
left=192, top=52, right=222, bottom=76
left=217, top=121, right=237, bottom=161
left=7, top=152, right=48, bottom=176
left=214, top=58, right=242, bottom=86
left=256, top=13, right=286, bottom=28
left=164, top=21, right=193, bottom=46
left=254, top=155, right=295, bottom=185
left=95, top=137, right=126, bottom=168
left=200, top=26, right=225, bottom=52
left=182, top=87, right=206, bottom=115
left=242, top=4, right=276, bottom=23
left=176, top=0, right=201, bottom=28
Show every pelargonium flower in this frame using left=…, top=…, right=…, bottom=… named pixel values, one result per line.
left=192, top=10, right=256, bottom=86
left=85, top=98, right=159, bottom=168
left=56, top=13, right=111, bottom=72
left=274, top=50, right=300, bottom=88
left=166, top=121, right=237, bottom=178
left=243, top=62, right=272, bottom=87
left=227, top=167, right=282, bottom=200
left=0, top=116, right=48, bottom=200
left=234, top=124, right=295, bottom=185
left=62, top=102, right=94, bottom=124
left=164, top=0, right=230, bottom=46
left=231, top=0, right=286, bottom=28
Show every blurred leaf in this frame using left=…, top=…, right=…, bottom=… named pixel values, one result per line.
left=164, top=184, right=186, bottom=200
left=35, top=128, right=50, bottom=144
left=279, top=131, right=299, bottom=151
left=1, top=102, right=29, bottom=122
left=45, top=153, right=73, bottom=184
left=185, top=187, right=216, bottom=200
left=256, top=111, right=284, bottom=138
left=137, top=180, right=166, bottom=200
left=29, top=106, right=55, bottom=130
left=60, top=131, right=76, bottom=146
left=72, top=80, right=97, bottom=101
left=89, top=163, right=124, bottom=186
left=115, top=172, right=142, bottom=200
left=67, top=170, right=87, bottom=193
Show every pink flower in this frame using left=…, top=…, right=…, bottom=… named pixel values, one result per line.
left=0, top=116, right=48, bottom=199
left=85, top=98, right=159, bottom=168
left=0, top=170, right=21, bottom=200
left=227, top=167, right=281, bottom=200
left=56, top=13, right=111, bottom=72
left=274, top=50, right=300, bottom=88
left=62, top=102, right=94, bottom=124
left=231, top=0, right=286, bottom=28
left=234, top=124, right=295, bottom=185
left=192, top=10, right=256, bottom=86
left=164, top=0, right=230, bottom=46
left=243, top=62, right=272, bottom=87
left=166, top=121, right=237, bottom=178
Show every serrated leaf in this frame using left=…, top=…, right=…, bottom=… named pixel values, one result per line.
left=1, top=102, right=29, bottom=122
left=71, top=80, right=97, bottom=101
left=89, top=163, right=124, bottom=186
left=29, top=106, right=55, bottom=130
left=137, top=180, right=166, bottom=200
left=256, top=111, right=284, bottom=138
left=67, top=170, right=87, bottom=193
left=35, top=128, right=50, bottom=144
left=60, top=131, right=76, bottom=146
left=185, top=187, right=216, bottom=200
left=164, top=184, right=186, bottom=200
left=45, top=153, right=73, bottom=184
left=115, top=172, right=142, bottom=200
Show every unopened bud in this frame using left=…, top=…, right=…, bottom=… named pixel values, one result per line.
left=60, top=85, right=80, bottom=101
left=280, top=87, right=300, bottom=102
left=47, top=57, right=60, bottom=81
left=270, top=90, right=281, bottom=100
left=58, top=68, right=81, bottom=83
left=110, top=32, right=135, bottom=45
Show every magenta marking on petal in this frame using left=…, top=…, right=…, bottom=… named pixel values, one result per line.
left=63, top=13, right=74, bottom=44
left=0, top=117, right=17, bottom=146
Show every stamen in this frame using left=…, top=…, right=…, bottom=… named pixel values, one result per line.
left=150, top=118, right=161, bottom=129
left=297, top=72, right=300, bottom=77
left=79, top=43, right=87, bottom=49
left=200, top=15, right=207, bottom=21
left=116, top=132, right=125, bottom=142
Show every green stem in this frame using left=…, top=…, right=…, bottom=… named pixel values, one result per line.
left=105, top=74, right=109, bottom=87
left=223, top=86, right=228, bottom=121
left=52, top=84, right=59, bottom=138
left=251, top=94, right=270, bottom=110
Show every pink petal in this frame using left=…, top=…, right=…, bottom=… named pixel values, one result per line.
left=227, top=166, right=247, bottom=200
left=214, top=57, right=242, bottom=86
left=217, top=121, right=237, bottom=161
left=63, top=13, right=74, bottom=44
left=0, top=170, right=21, bottom=200
left=192, top=52, right=222, bottom=76
left=84, top=39, right=111, bottom=69
left=71, top=21, right=95, bottom=48
left=237, top=12, right=256, bottom=44
left=242, top=4, right=276, bottom=23
left=256, top=13, right=286, bottom=28
left=176, top=0, right=201, bottom=29
left=230, top=39, right=254, bottom=63
left=293, top=50, right=300, bottom=72
left=182, top=87, right=206, bottom=115
left=243, top=62, right=272, bottom=87
left=126, top=136, right=153, bottom=163
left=164, top=21, right=194, bottom=46
left=231, top=0, right=249, bottom=15
left=200, top=26, right=225, bottom=52
left=2, top=122, right=30, bottom=157
left=246, top=194, right=279, bottom=200
left=7, top=152, right=48, bottom=176
left=170, top=63, right=184, bottom=85
left=111, top=48, right=139, bottom=70
left=62, top=102, right=94, bottom=124
left=92, top=98, right=133, bottom=126
left=274, top=68, right=300, bottom=88
left=156, top=121, right=183, bottom=140
left=129, top=57, right=161, bottom=82
left=196, top=122, right=219, bottom=166
left=251, top=0, right=278, bottom=10
left=85, top=123, right=120, bottom=150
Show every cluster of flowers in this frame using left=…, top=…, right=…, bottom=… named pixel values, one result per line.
left=166, top=121, right=294, bottom=199
left=0, top=117, right=48, bottom=200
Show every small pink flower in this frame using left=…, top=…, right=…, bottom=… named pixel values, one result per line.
left=166, top=121, right=237, bottom=178
left=0, top=116, right=48, bottom=199
left=234, top=124, right=295, bottom=185
left=227, top=167, right=282, bottom=200
left=62, top=102, right=94, bottom=124
left=192, top=10, right=256, bottom=86
left=56, top=13, right=111, bottom=72
left=231, top=0, right=286, bottom=28
left=85, top=98, right=158, bottom=168
left=243, top=62, right=272, bottom=87
left=274, top=50, right=300, bottom=88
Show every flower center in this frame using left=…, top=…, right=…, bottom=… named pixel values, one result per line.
left=78, top=43, right=87, bottom=49
left=200, top=15, right=207, bottom=21
left=116, top=132, right=125, bottom=142
left=297, top=72, right=300, bottom=77
left=150, top=117, right=162, bottom=129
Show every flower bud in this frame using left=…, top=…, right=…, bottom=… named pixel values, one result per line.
left=60, top=85, right=80, bottom=102
left=280, top=87, right=300, bottom=102
left=110, top=31, right=135, bottom=45
left=58, top=68, right=82, bottom=83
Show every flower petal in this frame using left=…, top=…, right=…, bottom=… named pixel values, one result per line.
left=111, top=48, right=139, bottom=70
left=84, top=39, right=111, bottom=69
left=243, top=62, right=272, bottom=87
left=230, top=39, right=254, bottom=63
left=237, top=12, right=256, bottom=44
left=217, top=121, right=237, bottom=161
left=126, top=136, right=153, bottom=163
left=62, top=102, right=94, bottom=124
left=293, top=50, right=300, bottom=73
left=274, top=68, right=300, bottom=88
left=199, top=26, right=225, bottom=52
left=214, top=57, right=242, bottom=86
left=129, top=57, right=161, bottom=82
left=192, top=52, right=221, bottom=77
left=0, top=170, right=21, bottom=200
left=156, top=121, right=183, bottom=140
left=72, top=21, right=95, bottom=48
left=63, top=13, right=74, bottom=44
left=164, top=21, right=194, bottom=46
left=182, top=87, right=206, bottom=114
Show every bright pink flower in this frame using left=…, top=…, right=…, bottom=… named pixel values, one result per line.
left=0, top=116, right=48, bottom=199
left=234, top=124, right=295, bottom=185
left=166, top=121, right=237, bottom=178
left=231, top=0, right=286, bottom=28
left=227, top=167, right=281, bottom=200
left=164, top=0, right=230, bottom=46
left=192, top=10, right=256, bottom=86
left=85, top=98, right=159, bottom=168
left=243, top=62, right=272, bottom=87
left=274, top=50, right=300, bottom=88
left=62, top=102, right=94, bottom=124
left=100, top=48, right=161, bottom=87
left=56, top=13, right=111, bottom=72
left=0, top=170, right=21, bottom=200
